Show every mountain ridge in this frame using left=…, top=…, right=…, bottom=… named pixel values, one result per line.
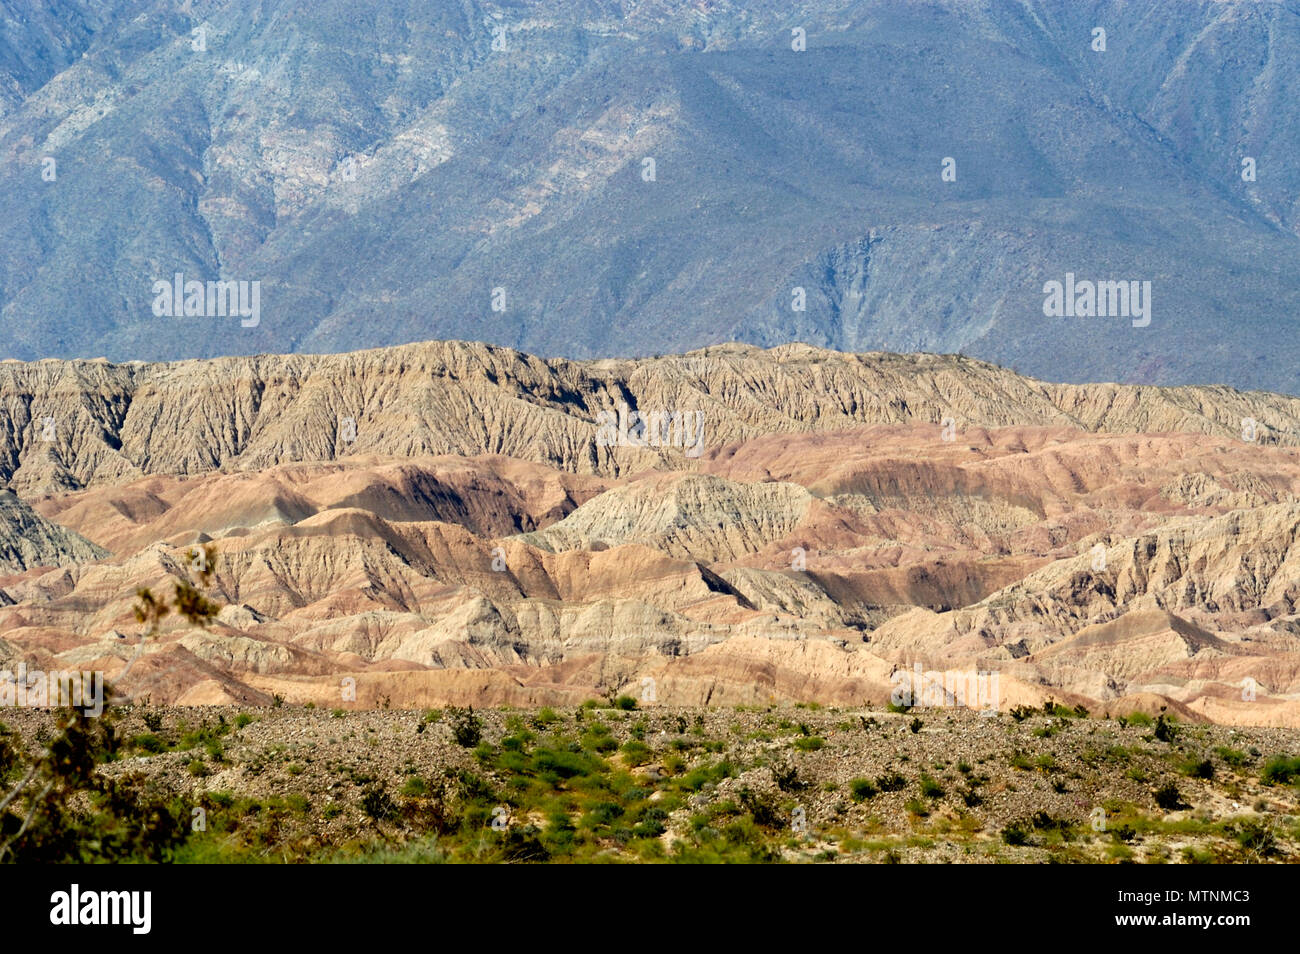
left=3, top=0, right=1300, bottom=390
left=1, top=355, right=1298, bottom=724
left=3, top=339, right=1300, bottom=497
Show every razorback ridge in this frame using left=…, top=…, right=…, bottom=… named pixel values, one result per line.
left=4, top=340, right=1300, bottom=496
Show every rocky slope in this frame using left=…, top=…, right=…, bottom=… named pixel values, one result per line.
left=4, top=340, right=1300, bottom=497
left=4, top=2, right=1300, bottom=393
left=7, top=703, right=1298, bottom=864
left=0, top=489, right=107, bottom=574
left=0, top=344, right=1298, bottom=725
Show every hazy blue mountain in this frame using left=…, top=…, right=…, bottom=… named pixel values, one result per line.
left=1, top=0, right=1299, bottom=392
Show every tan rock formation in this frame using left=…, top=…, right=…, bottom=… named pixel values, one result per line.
left=1, top=341, right=1298, bottom=723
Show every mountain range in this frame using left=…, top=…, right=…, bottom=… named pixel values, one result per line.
left=2, top=0, right=1300, bottom=392
left=1, top=340, right=1298, bottom=725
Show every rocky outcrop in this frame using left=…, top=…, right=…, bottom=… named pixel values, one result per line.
left=2, top=343, right=1300, bottom=723
left=0, top=489, right=108, bottom=574
left=5, top=341, right=1300, bottom=496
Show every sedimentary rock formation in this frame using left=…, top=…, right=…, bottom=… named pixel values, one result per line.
left=1, top=342, right=1298, bottom=724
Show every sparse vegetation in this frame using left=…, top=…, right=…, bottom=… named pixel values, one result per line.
left=1154, top=782, right=1189, bottom=811
left=918, top=774, right=945, bottom=798
left=4, top=699, right=1296, bottom=864
left=849, top=778, right=877, bottom=802
left=1261, top=755, right=1300, bottom=786
left=448, top=708, right=484, bottom=748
